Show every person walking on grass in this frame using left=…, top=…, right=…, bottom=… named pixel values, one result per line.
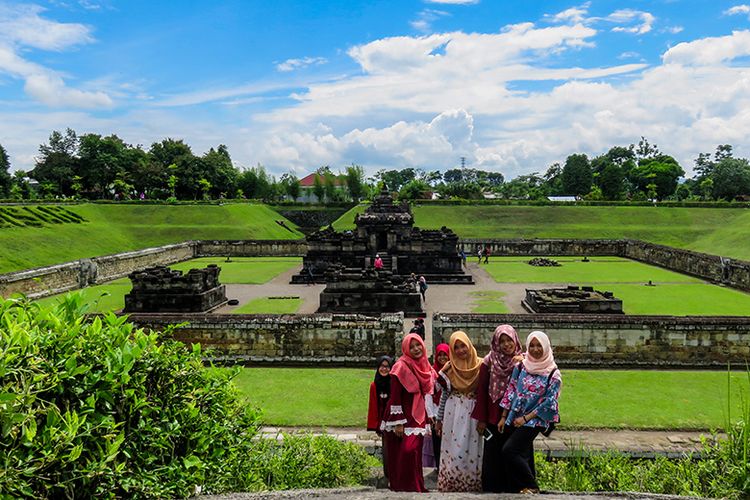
left=499, top=331, right=562, bottom=494
left=367, top=355, right=393, bottom=486
left=483, top=246, right=491, bottom=264
left=434, top=331, right=484, bottom=492
left=473, top=324, right=523, bottom=492
left=383, top=334, right=434, bottom=492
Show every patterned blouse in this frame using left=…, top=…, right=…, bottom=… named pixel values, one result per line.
left=499, top=365, right=561, bottom=429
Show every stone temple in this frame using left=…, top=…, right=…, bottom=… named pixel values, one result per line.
left=124, top=265, right=227, bottom=313
left=291, top=187, right=473, bottom=284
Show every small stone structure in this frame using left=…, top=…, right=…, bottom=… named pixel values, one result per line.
left=124, top=265, right=227, bottom=313
left=528, top=257, right=561, bottom=267
left=291, top=187, right=472, bottom=284
left=318, top=266, right=424, bottom=316
left=523, top=286, right=623, bottom=314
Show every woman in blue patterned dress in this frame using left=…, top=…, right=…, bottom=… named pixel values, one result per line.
left=499, top=331, right=561, bottom=494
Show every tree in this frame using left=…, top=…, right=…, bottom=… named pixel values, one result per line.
left=312, top=174, right=325, bottom=202
left=323, top=173, right=339, bottom=202
left=598, top=163, right=625, bottom=200
left=345, top=164, right=365, bottom=201
left=629, top=155, right=685, bottom=200
left=711, top=157, right=750, bottom=201
left=375, top=168, right=416, bottom=191
left=398, top=179, right=431, bottom=200
left=635, top=136, right=660, bottom=160
left=561, top=153, right=592, bottom=196
left=201, top=145, right=238, bottom=198
left=543, top=163, right=563, bottom=195
left=31, top=128, right=79, bottom=196
left=280, top=173, right=301, bottom=201
left=0, top=143, right=11, bottom=198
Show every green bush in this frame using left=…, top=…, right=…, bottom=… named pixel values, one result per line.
left=0, top=295, right=375, bottom=498
left=0, top=294, right=263, bottom=498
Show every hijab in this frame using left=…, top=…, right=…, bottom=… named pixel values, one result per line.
left=390, top=334, right=434, bottom=396
left=483, top=324, right=522, bottom=403
left=433, top=343, right=450, bottom=373
left=374, top=355, right=392, bottom=396
left=389, top=334, right=434, bottom=425
left=523, top=330, right=558, bottom=376
left=441, top=330, right=482, bottom=394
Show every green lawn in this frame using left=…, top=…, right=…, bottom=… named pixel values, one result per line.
left=230, top=367, right=750, bottom=430
left=334, top=204, right=750, bottom=261
left=171, top=257, right=301, bottom=284
left=599, top=283, right=750, bottom=316
left=469, top=290, right=509, bottom=313
left=34, top=257, right=302, bottom=313
left=484, top=257, right=701, bottom=284
left=0, top=204, right=303, bottom=273
left=231, top=297, right=302, bottom=314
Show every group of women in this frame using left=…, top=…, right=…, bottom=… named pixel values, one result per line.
left=367, top=326, right=561, bottom=493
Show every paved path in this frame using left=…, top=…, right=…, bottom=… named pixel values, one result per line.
left=258, top=427, right=721, bottom=458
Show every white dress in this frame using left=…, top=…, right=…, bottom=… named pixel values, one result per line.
left=437, top=374, right=483, bottom=492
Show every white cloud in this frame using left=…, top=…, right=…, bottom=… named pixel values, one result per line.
left=618, top=51, right=640, bottom=59
left=0, top=3, right=112, bottom=108
left=410, top=8, right=449, bottom=33
left=724, top=4, right=750, bottom=16
left=665, top=26, right=684, bottom=34
left=546, top=3, right=590, bottom=24
left=663, top=30, right=750, bottom=65
left=607, top=9, right=655, bottom=35
left=276, top=56, right=328, bottom=72
left=0, top=4, right=92, bottom=50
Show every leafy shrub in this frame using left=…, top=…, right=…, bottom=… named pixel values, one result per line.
left=0, top=295, right=376, bottom=498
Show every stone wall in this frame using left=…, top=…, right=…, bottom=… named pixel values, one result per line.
left=433, top=313, right=750, bottom=367
left=0, top=242, right=196, bottom=299
left=195, top=240, right=307, bottom=257
left=460, top=238, right=624, bottom=257
left=129, top=312, right=403, bottom=366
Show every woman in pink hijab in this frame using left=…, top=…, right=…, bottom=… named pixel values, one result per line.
left=382, top=333, right=434, bottom=492
left=499, top=331, right=562, bottom=494
left=472, top=324, right=522, bottom=492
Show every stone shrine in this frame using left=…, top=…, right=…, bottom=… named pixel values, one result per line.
left=124, top=265, right=227, bottom=313
left=317, top=265, right=424, bottom=316
left=522, top=286, right=623, bottom=314
left=291, top=187, right=472, bottom=284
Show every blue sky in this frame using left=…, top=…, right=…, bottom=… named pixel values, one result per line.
left=1, top=0, right=750, bottom=179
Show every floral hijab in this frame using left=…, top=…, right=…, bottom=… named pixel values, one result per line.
left=483, top=324, right=522, bottom=403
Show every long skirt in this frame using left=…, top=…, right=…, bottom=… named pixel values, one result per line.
left=384, top=432, right=427, bottom=492
left=500, top=426, right=541, bottom=492
left=437, top=392, right=483, bottom=492
left=422, top=429, right=436, bottom=467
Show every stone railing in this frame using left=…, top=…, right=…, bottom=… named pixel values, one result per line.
left=128, top=312, right=403, bottom=366
left=433, top=313, right=750, bottom=367
left=195, top=239, right=307, bottom=257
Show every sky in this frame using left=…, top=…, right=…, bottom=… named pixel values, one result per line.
left=1, top=0, right=750, bottom=179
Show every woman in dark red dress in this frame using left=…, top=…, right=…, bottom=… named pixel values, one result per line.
left=367, top=355, right=393, bottom=483
left=382, top=333, right=434, bottom=492
left=472, top=324, right=522, bottom=492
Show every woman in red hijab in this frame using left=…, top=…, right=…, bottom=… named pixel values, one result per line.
left=382, top=333, right=434, bottom=492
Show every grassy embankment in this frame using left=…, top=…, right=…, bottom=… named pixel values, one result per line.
left=0, top=203, right=302, bottom=274
left=232, top=367, right=750, bottom=429
left=35, top=257, right=303, bottom=313
left=333, top=204, right=750, bottom=261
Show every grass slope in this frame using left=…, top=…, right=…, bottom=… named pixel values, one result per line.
left=333, top=205, right=750, bottom=261
left=0, top=204, right=302, bottom=273
left=231, top=367, right=750, bottom=429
